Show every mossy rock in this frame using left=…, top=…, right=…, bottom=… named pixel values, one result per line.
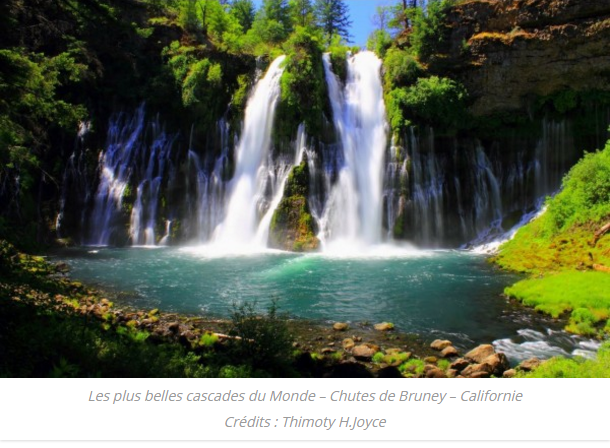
left=269, top=159, right=319, bottom=252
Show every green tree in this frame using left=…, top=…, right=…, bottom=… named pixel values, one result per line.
left=314, top=0, right=352, bottom=43
left=230, top=0, right=255, bottom=32
left=289, top=0, right=315, bottom=28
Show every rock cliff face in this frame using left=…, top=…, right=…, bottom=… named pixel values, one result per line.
left=444, top=0, right=610, bottom=116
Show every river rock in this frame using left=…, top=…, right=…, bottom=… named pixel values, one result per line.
left=446, top=368, right=459, bottom=378
left=464, top=344, right=495, bottom=363
left=482, top=353, right=510, bottom=377
left=503, top=369, right=517, bottom=378
left=450, top=358, right=470, bottom=372
left=385, top=348, right=402, bottom=356
left=352, top=344, right=379, bottom=360
left=333, top=322, right=349, bottom=331
left=424, top=356, right=438, bottom=364
left=430, top=339, right=453, bottom=351
left=342, top=338, right=355, bottom=350
left=518, top=357, right=542, bottom=372
left=425, top=367, right=447, bottom=378
left=168, top=322, right=180, bottom=333
left=440, top=346, right=459, bottom=358
left=461, top=362, right=493, bottom=377
left=374, top=322, right=394, bottom=331
left=469, top=371, right=491, bottom=379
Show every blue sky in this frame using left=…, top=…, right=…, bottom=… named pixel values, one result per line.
left=252, top=0, right=391, bottom=47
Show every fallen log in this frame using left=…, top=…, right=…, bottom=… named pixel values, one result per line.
left=593, top=264, right=610, bottom=273
left=592, top=222, right=610, bottom=246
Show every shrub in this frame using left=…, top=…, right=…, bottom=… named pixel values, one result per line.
left=225, top=299, right=294, bottom=372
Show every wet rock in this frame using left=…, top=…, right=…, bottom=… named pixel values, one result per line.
left=518, top=357, right=542, bottom=372
left=450, top=358, right=470, bottom=372
left=168, top=322, right=180, bottom=333
left=503, top=369, right=517, bottom=378
left=425, top=367, right=448, bottom=378
left=352, top=344, right=379, bottom=360
left=321, top=348, right=335, bottom=355
left=333, top=322, right=349, bottom=331
left=482, top=353, right=510, bottom=377
left=385, top=348, right=402, bottom=356
left=464, top=344, right=495, bottom=363
left=469, top=371, right=491, bottom=379
left=353, top=336, right=363, bottom=342
left=446, top=368, right=459, bottom=378
left=424, top=356, right=438, bottom=364
left=430, top=339, right=453, bottom=351
left=342, top=338, right=355, bottom=350
left=149, top=309, right=159, bottom=316
left=374, top=322, right=394, bottom=331
left=440, top=346, right=459, bottom=358
left=461, top=363, right=493, bottom=377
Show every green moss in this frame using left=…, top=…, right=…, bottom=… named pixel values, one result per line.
left=497, top=139, right=610, bottom=338
left=269, top=158, right=319, bottom=252
left=275, top=27, right=327, bottom=143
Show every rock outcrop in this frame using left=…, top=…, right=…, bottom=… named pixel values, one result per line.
left=443, top=0, right=610, bottom=116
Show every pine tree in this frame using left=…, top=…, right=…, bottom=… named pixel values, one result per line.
left=230, top=0, right=255, bottom=32
left=262, top=0, right=292, bottom=33
left=289, top=0, right=315, bottom=28
left=314, top=0, right=352, bottom=43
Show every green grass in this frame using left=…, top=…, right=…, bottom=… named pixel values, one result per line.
left=497, top=140, right=610, bottom=338
left=505, top=272, right=610, bottom=319
left=523, top=343, right=610, bottom=378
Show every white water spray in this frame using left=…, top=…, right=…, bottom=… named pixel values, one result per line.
left=320, top=52, right=388, bottom=251
left=211, top=56, right=286, bottom=251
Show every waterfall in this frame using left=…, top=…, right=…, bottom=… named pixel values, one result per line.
left=88, top=105, right=177, bottom=246
left=211, top=55, right=287, bottom=250
left=320, top=52, right=388, bottom=250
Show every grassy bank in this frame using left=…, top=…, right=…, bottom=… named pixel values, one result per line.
left=494, top=138, right=610, bottom=376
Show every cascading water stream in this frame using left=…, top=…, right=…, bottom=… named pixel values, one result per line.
left=320, top=52, right=388, bottom=251
left=211, top=56, right=287, bottom=251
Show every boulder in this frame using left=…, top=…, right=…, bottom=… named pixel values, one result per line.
left=482, top=353, right=510, bottom=377
left=374, top=322, right=394, bottom=331
left=352, top=344, right=379, bottom=360
left=446, top=368, right=459, bottom=378
left=469, top=371, right=491, bottom=379
left=333, top=322, right=349, bottom=331
left=461, top=362, right=493, bottom=377
left=425, top=367, right=448, bottom=378
left=503, top=369, right=517, bottom=378
left=430, top=339, right=453, bottom=351
left=518, top=357, right=542, bottom=372
left=342, top=338, right=355, bottom=350
left=464, top=344, right=495, bottom=363
left=450, top=358, right=470, bottom=372
left=440, top=346, right=459, bottom=358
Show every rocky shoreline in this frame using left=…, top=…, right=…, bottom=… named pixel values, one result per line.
left=44, top=269, right=544, bottom=378
left=1, top=240, right=547, bottom=378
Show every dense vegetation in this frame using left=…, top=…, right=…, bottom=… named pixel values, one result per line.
left=496, top=140, right=610, bottom=339
left=0, top=0, right=353, bottom=249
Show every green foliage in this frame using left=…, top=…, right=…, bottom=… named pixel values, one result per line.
left=523, top=343, right=610, bottom=378
left=314, top=0, right=352, bottom=43
left=290, top=0, right=316, bottom=28
left=278, top=27, right=327, bottom=137
left=225, top=300, right=295, bottom=372
left=388, top=76, right=467, bottom=134
left=383, top=48, right=422, bottom=88
left=409, top=0, right=454, bottom=61
left=504, top=272, right=610, bottom=335
left=544, top=143, right=610, bottom=232
left=372, top=352, right=385, bottom=363
left=399, top=358, right=425, bottom=376
left=327, top=34, right=349, bottom=83
left=230, top=0, right=256, bottom=32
